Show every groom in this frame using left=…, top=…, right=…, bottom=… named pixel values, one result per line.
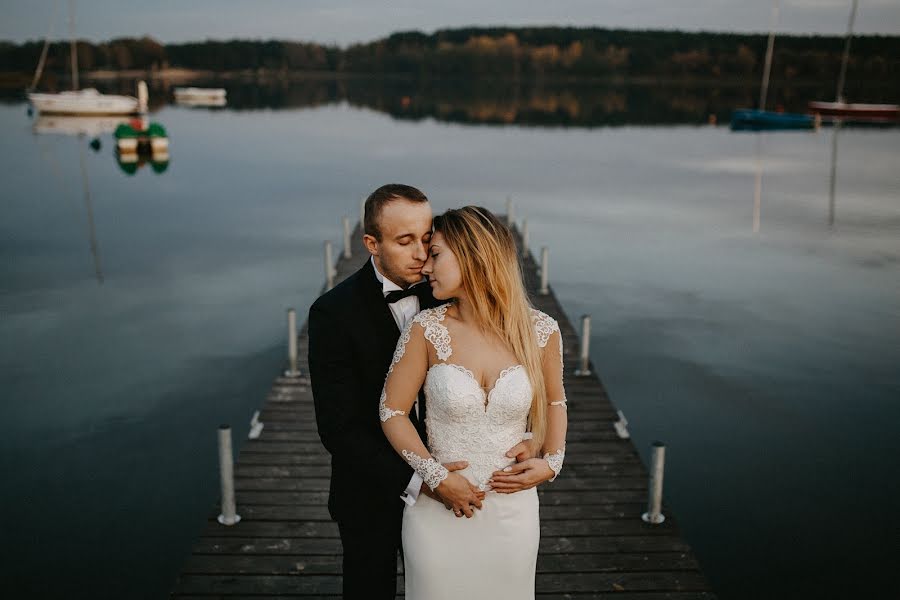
left=309, top=184, right=489, bottom=599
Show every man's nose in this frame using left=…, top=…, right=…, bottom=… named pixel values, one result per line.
left=413, top=241, right=427, bottom=261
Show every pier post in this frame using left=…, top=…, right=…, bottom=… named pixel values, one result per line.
left=342, top=216, right=352, bottom=259
left=506, top=197, right=514, bottom=226
left=324, top=241, right=335, bottom=291
left=575, top=315, right=592, bottom=376
left=248, top=410, right=264, bottom=440
left=284, top=308, right=300, bottom=377
left=217, top=425, right=241, bottom=526
left=521, top=219, right=529, bottom=256
left=642, top=441, right=666, bottom=525
left=539, top=246, right=549, bottom=295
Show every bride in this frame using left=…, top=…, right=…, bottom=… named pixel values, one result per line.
left=379, top=206, right=568, bottom=598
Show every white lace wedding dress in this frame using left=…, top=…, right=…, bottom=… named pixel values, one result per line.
left=385, top=304, right=563, bottom=600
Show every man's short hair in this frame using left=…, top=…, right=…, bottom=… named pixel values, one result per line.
left=364, top=184, right=429, bottom=241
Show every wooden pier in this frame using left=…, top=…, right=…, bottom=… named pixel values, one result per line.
left=171, top=220, right=717, bottom=598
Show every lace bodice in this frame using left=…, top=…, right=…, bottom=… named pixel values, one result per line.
left=380, top=303, right=566, bottom=491
left=424, top=361, right=532, bottom=490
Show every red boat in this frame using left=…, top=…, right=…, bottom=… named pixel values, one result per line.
left=808, top=101, right=900, bottom=122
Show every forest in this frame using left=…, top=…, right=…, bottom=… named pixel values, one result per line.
left=1, top=26, right=897, bottom=83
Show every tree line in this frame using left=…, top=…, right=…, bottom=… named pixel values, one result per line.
left=1, top=27, right=897, bottom=83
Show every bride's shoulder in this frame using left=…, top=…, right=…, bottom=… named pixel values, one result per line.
left=529, top=308, right=560, bottom=348
left=412, top=302, right=453, bottom=326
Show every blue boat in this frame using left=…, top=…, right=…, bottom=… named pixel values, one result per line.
left=730, top=109, right=816, bottom=131
left=729, top=2, right=816, bottom=133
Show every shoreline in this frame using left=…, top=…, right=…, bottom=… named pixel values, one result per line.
left=3, top=67, right=895, bottom=89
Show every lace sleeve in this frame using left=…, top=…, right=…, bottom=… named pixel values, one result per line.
left=379, top=312, right=449, bottom=491
left=543, top=318, right=567, bottom=411
left=378, top=318, right=416, bottom=423
left=539, top=318, right=568, bottom=483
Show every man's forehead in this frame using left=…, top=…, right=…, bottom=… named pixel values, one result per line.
left=380, top=200, right=432, bottom=235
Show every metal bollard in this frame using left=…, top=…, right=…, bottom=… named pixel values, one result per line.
left=505, top=197, right=514, bottom=226
left=641, top=441, right=666, bottom=524
left=248, top=410, right=264, bottom=440
left=324, top=241, right=335, bottom=291
left=521, top=219, right=529, bottom=256
left=613, top=409, right=630, bottom=439
left=539, top=246, right=549, bottom=295
left=342, top=216, right=352, bottom=259
left=284, top=308, right=300, bottom=377
left=575, top=315, right=591, bottom=376
left=217, top=425, right=241, bottom=526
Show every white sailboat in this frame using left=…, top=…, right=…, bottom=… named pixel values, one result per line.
left=29, top=88, right=141, bottom=115
left=173, top=87, right=227, bottom=107
left=27, top=0, right=142, bottom=116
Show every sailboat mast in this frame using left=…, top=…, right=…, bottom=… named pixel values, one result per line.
left=68, top=0, right=78, bottom=91
left=29, top=0, right=58, bottom=91
left=759, top=0, right=780, bottom=111
left=835, top=0, right=858, bottom=103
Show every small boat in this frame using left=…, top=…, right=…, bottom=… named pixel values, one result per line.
left=114, top=118, right=170, bottom=175
left=26, top=1, right=146, bottom=116
left=809, top=0, right=899, bottom=123
left=731, top=109, right=815, bottom=131
left=115, top=118, right=169, bottom=154
left=807, top=101, right=900, bottom=122
left=174, top=87, right=227, bottom=107
left=28, top=88, right=140, bottom=115
left=730, top=1, right=815, bottom=132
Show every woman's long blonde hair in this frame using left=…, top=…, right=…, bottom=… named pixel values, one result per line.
left=433, top=206, right=547, bottom=447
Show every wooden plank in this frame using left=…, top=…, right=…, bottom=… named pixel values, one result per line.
left=195, top=518, right=677, bottom=540
left=229, top=502, right=652, bottom=522
left=180, top=552, right=701, bottom=576
left=232, top=475, right=652, bottom=493
left=536, top=571, right=712, bottom=592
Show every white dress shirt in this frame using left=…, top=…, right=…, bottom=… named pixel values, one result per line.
left=371, top=256, right=426, bottom=506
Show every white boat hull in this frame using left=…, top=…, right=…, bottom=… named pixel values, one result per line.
left=28, top=89, right=139, bottom=115
left=174, top=87, right=227, bottom=107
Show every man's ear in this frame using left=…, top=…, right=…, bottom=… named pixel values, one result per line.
left=363, top=234, right=379, bottom=256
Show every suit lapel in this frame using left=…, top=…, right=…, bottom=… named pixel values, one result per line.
left=359, top=260, right=401, bottom=356
left=359, top=259, right=430, bottom=435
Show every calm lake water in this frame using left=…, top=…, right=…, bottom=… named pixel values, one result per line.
left=1, top=81, right=898, bottom=598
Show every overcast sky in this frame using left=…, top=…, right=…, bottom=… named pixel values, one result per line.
left=2, top=0, right=899, bottom=45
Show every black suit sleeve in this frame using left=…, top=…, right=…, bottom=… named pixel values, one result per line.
left=307, top=300, right=413, bottom=496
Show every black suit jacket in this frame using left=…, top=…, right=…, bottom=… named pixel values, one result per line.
left=308, top=259, right=439, bottom=523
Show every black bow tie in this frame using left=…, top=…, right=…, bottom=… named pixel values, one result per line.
left=384, top=284, right=422, bottom=304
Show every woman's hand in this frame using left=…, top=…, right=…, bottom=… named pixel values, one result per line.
left=435, top=472, right=484, bottom=517
left=489, top=458, right=555, bottom=493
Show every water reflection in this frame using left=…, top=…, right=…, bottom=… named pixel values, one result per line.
left=753, top=134, right=762, bottom=233
left=77, top=141, right=104, bottom=284
left=829, top=121, right=842, bottom=230
left=33, top=114, right=128, bottom=137
left=31, top=112, right=171, bottom=175
left=8, top=77, right=898, bottom=127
